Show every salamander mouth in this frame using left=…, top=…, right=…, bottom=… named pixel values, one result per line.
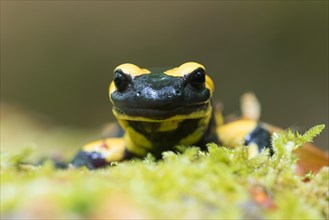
left=112, top=102, right=211, bottom=121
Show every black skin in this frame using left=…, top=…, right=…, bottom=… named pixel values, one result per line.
left=244, top=126, right=273, bottom=155
left=111, top=68, right=211, bottom=120
left=71, top=121, right=272, bottom=169
left=71, top=67, right=272, bottom=169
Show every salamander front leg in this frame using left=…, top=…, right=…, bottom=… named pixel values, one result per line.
left=71, top=138, right=132, bottom=169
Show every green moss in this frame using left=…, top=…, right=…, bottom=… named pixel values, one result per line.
left=1, top=125, right=328, bottom=219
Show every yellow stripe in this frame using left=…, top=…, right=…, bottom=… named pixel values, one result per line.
left=164, top=62, right=214, bottom=95
left=110, top=62, right=215, bottom=95
left=109, top=82, right=116, bottom=99
left=179, top=107, right=212, bottom=145
left=164, top=62, right=205, bottom=77
left=82, top=138, right=126, bottom=162
left=112, top=103, right=212, bottom=122
left=206, top=75, right=214, bottom=95
left=114, top=63, right=150, bottom=77
left=109, top=63, right=150, bottom=96
left=217, top=119, right=257, bottom=148
left=116, top=119, right=153, bottom=156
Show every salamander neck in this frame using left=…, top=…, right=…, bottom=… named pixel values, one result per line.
left=116, top=111, right=213, bottom=158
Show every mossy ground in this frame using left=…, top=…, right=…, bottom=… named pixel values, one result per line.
left=1, top=125, right=328, bottom=219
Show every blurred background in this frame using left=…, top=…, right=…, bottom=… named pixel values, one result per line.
left=1, top=1, right=328, bottom=157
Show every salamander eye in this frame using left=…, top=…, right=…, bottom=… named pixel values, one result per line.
left=186, top=68, right=206, bottom=89
left=114, top=70, right=131, bottom=92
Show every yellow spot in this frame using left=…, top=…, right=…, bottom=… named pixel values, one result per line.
left=164, top=62, right=215, bottom=95
left=112, top=103, right=212, bottom=122
left=82, top=138, right=126, bottom=162
left=157, top=120, right=183, bottom=132
left=116, top=119, right=152, bottom=156
left=205, top=75, right=214, bottom=95
left=179, top=107, right=212, bottom=145
left=217, top=119, right=257, bottom=148
left=109, top=63, right=150, bottom=96
left=124, top=134, right=148, bottom=156
left=165, top=62, right=205, bottom=77
left=109, top=62, right=215, bottom=96
left=109, top=82, right=116, bottom=99
left=247, top=143, right=259, bottom=159
left=115, top=63, right=150, bottom=77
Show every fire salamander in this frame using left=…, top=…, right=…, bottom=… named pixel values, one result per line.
left=72, top=62, right=273, bottom=169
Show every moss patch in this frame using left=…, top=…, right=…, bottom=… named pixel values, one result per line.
left=1, top=125, right=328, bottom=219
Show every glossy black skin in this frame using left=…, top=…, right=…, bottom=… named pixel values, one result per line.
left=71, top=120, right=272, bottom=169
left=127, top=114, right=219, bottom=159
left=71, top=66, right=272, bottom=169
left=244, top=126, right=272, bottom=154
left=111, top=68, right=211, bottom=120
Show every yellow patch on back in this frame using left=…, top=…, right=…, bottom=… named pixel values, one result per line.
left=217, top=119, right=257, bottom=148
